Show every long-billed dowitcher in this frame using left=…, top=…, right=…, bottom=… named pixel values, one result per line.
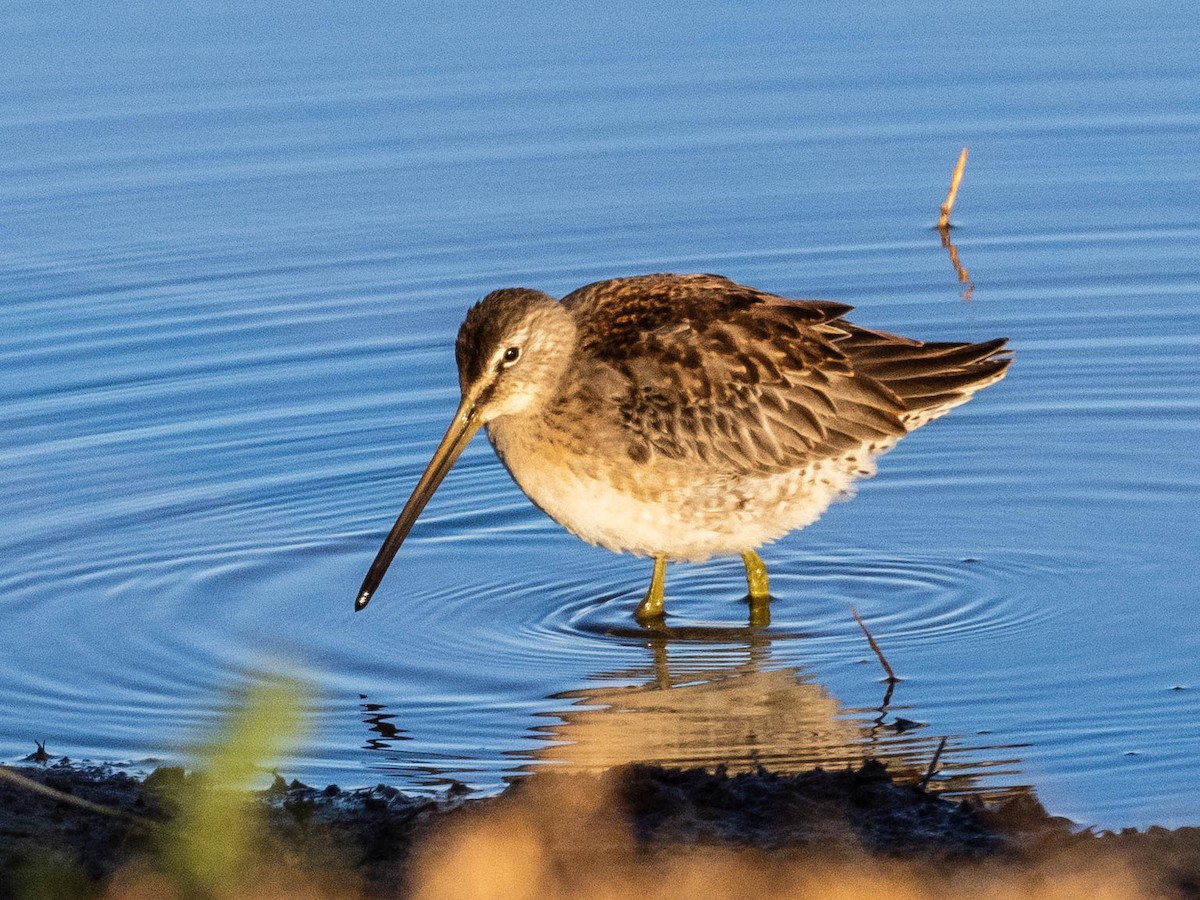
left=356, top=273, right=1010, bottom=624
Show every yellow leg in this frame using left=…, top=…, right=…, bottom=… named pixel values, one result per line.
left=634, top=555, right=667, bottom=624
left=741, top=550, right=770, bottom=601
left=741, top=550, right=771, bottom=627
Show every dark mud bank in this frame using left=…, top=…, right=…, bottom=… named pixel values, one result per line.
left=2, top=759, right=1197, bottom=898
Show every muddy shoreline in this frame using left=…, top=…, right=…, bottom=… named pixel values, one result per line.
left=2, top=758, right=1198, bottom=899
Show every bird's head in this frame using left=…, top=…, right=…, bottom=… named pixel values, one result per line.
left=454, top=288, right=577, bottom=421
left=355, top=287, right=576, bottom=610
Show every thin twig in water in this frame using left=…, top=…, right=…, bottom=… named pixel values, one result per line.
left=936, top=147, right=974, bottom=299
left=0, top=765, right=163, bottom=832
left=938, top=147, right=969, bottom=230
left=851, top=605, right=899, bottom=683
left=918, top=736, right=949, bottom=790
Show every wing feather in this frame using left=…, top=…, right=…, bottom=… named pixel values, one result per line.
left=559, top=274, right=1009, bottom=475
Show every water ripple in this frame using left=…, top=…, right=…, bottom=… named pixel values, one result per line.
left=2, top=2, right=1200, bottom=828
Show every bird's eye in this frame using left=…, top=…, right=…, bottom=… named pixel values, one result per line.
left=502, top=346, right=521, bottom=366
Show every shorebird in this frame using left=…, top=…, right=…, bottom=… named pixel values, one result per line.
left=355, top=273, right=1010, bottom=624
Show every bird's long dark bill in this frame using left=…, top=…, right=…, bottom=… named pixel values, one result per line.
left=355, top=397, right=481, bottom=611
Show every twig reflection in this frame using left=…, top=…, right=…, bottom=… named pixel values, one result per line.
left=938, top=147, right=975, bottom=301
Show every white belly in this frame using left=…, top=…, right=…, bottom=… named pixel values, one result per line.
left=488, top=421, right=876, bottom=561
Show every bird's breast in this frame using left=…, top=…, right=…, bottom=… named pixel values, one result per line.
left=484, top=412, right=867, bottom=561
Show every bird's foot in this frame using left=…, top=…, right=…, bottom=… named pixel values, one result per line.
left=747, top=594, right=771, bottom=627
left=634, top=555, right=668, bottom=626
left=633, top=600, right=665, bottom=626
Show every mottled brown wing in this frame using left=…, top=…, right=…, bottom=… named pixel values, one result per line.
left=561, top=274, right=912, bottom=474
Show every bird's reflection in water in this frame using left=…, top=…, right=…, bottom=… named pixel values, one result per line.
left=360, top=694, right=410, bottom=752
left=526, top=625, right=1029, bottom=803
left=356, top=623, right=1030, bottom=803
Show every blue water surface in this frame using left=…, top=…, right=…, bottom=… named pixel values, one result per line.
left=1, top=0, right=1198, bottom=828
